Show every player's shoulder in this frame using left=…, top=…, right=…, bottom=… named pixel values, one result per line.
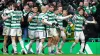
left=39, top=13, right=43, bottom=15
left=39, top=13, right=46, bottom=16
left=12, top=10, right=22, bottom=13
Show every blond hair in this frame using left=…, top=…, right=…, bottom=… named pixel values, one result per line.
left=41, top=6, right=47, bottom=12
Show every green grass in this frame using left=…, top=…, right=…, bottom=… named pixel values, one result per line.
left=0, top=54, right=100, bottom=56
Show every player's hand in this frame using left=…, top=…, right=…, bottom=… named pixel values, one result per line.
left=31, top=13, right=37, bottom=18
left=33, top=13, right=37, bottom=16
left=60, top=27, right=64, bottom=31
left=82, top=26, right=85, bottom=30
left=55, top=23, right=59, bottom=26
left=52, top=23, right=56, bottom=26
left=69, top=14, right=73, bottom=18
left=93, top=18, right=97, bottom=24
left=3, top=16, right=9, bottom=20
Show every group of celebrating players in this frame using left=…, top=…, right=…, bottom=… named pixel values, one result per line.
left=1, top=0, right=97, bottom=55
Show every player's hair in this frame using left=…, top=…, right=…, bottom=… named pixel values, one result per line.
left=57, top=5, right=62, bottom=8
left=33, top=5, right=38, bottom=8
left=41, top=6, right=46, bottom=11
left=24, top=4, right=29, bottom=7
left=57, top=5, right=62, bottom=10
left=12, top=3, right=18, bottom=9
left=7, top=2, right=13, bottom=7
left=77, top=7, right=84, bottom=12
left=48, top=3, right=54, bottom=7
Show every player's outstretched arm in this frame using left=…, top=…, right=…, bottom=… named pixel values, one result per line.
left=85, top=17, right=97, bottom=24
left=42, top=19, right=52, bottom=26
left=56, top=14, right=73, bottom=20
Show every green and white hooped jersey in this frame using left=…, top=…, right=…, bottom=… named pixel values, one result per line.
left=3, top=9, right=13, bottom=27
left=10, top=10, right=23, bottom=29
left=73, top=14, right=85, bottom=31
left=56, top=13, right=63, bottom=26
left=37, top=13, right=47, bottom=31
left=45, top=11, right=56, bottom=29
left=28, top=12, right=38, bottom=30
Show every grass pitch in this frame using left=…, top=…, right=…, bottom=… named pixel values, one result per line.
left=0, top=54, right=100, bottom=56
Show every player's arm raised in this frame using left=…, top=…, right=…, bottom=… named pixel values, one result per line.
left=56, top=14, right=73, bottom=20
left=28, top=13, right=36, bottom=22
left=85, top=17, right=97, bottom=24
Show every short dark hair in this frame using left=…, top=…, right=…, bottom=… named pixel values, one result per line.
left=7, top=2, right=13, bottom=7
left=48, top=3, right=54, bottom=7
left=12, top=3, right=18, bottom=8
left=24, top=4, right=29, bottom=7
left=33, top=5, right=38, bottom=8
left=57, top=6, right=62, bottom=9
left=77, top=7, right=84, bottom=12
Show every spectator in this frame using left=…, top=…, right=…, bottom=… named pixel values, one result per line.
left=27, top=1, right=34, bottom=8
left=0, top=0, right=6, bottom=11
left=0, top=11, right=3, bottom=35
left=21, top=4, right=30, bottom=41
left=95, top=1, right=100, bottom=37
left=42, top=0, right=48, bottom=5
left=17, top=0, right=23, bottom=11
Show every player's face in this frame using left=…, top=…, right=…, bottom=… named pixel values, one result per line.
left=79, top=9, right=84, bottom=15
left=42, top=7, right=47, bottom=13
left=8, top=5, right=12, bottom=10
left=63, top=10, right=68, bottom=16
left=24, top=5, right=30, bottom=11
left=12, top=5, right=15, bottom=10
left=58, top=7, right=62, bottom=13
left=44, top=8, right=47, bottom=13
left=32, top=7, right=38, bottom=13
left=49, top=6, right=54, bottom=12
